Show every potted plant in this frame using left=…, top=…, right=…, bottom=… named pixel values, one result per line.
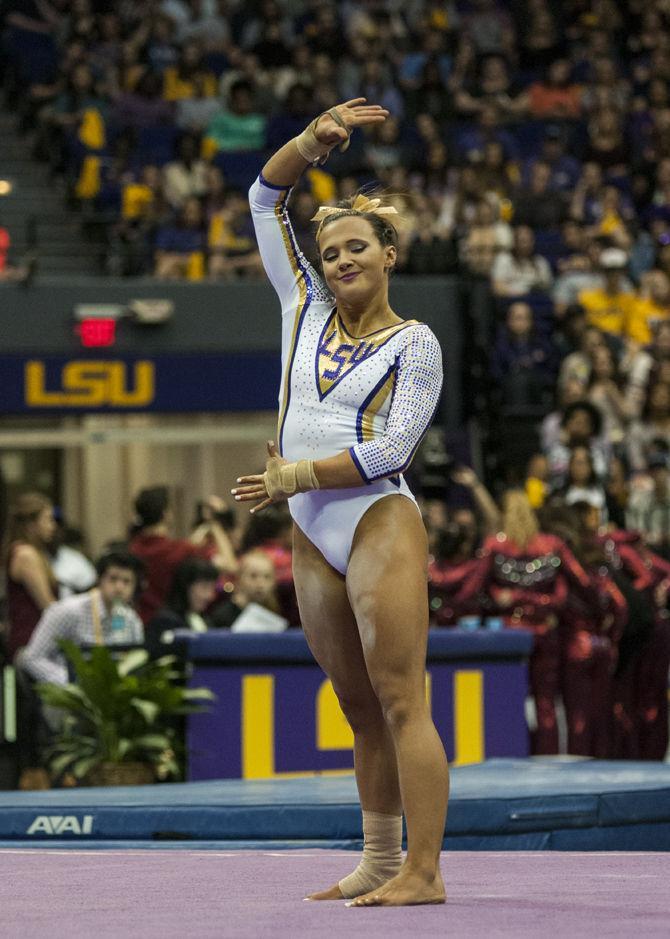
left=37, top=640, right=214, bottom=786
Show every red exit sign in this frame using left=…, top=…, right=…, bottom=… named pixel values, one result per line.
left=77, top=318, right=117, bottom=347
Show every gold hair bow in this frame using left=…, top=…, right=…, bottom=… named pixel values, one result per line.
left=311, top=193, right=400, bottom=223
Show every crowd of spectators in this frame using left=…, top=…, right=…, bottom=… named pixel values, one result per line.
left=2, top=1, right=670, bottom=781
left=1, top=455, right=669, bottom=788
left=0, top=485, right=296, bottom=788
left=0, top=0, right=666, bottom=284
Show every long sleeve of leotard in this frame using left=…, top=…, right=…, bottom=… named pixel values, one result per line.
left=349, top=324, right=443, bottom=482
left=248, top=174, right=329, bottom=314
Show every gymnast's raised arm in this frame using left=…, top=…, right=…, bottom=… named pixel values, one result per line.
left=248, top=99, right=389, bottom=312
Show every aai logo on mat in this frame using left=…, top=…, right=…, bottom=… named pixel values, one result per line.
left=26, top=815, right=94, bottom=836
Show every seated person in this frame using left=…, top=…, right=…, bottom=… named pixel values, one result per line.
left=210, top=551, right=282, bottom=629
left=459, top=196, right=513, bottom=277
left=625, top=269, right=670, bottom=345
left=552, top=444, right=608, bottom=517
left=626, top=448, right=670, bottom=556
left=578, top=247, right=635, bottom=337
left=527, top=59, right=582, bottom=120
left=204, top=79, right=266, bottom=155
left=491, top=225, right=553, bottom=297
left=153, top=196, right=206, bottom=280
left=145, top=556, right=219, bottom=656
left=491, top=301, right=556, bottom=409
left=18, top=551, right=145, bottom=686
left=162, top=40, right=217, bottom=102
left=545, top=399, right=612, bottom=484
left=512, top=160, right=568, bottom=231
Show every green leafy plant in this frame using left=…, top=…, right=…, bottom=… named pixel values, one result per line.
left=37, top=640, right=215, bottom=782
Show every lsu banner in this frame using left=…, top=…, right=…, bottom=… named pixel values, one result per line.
left=0, top=354, right=280, bottom=413
left=187, top=659, right=529, bottom=781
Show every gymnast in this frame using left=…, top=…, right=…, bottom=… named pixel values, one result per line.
left=232, top=99, right=449, bottom=907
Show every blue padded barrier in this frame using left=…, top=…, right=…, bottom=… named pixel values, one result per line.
left=0, top=759, right=669, bottom=850
left=173, top=629, right=534, bottom=663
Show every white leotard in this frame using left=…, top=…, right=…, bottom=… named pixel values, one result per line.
left=249, top=173, right=444, bottom=573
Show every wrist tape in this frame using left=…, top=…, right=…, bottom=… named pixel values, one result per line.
left=295, top=108, right=351, bottom=166
left=264, top=458, right=319, bottom=500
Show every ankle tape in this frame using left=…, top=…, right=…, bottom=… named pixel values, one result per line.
left=338, top=811, right=403, bottom=899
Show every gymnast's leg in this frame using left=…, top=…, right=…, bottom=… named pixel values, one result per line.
left=293, top=523, right=403, bottom=900
left=346, top=496, right=449, bottom=907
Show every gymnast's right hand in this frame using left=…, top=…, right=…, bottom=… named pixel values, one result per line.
left=314, top=98, right=389, bottom=148
left=295, top=98, right=390, bottom=164
left=231, top=441, right=320, bottom=514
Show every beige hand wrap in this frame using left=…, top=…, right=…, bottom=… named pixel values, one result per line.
left=338, top=811, right=403, bottom=899
left=264, top=457, right=320, bottom=501
left=295, top=108, right=351, bottom=166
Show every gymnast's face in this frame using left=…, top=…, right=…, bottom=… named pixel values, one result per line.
left=318, top=216, right=396, bottom=305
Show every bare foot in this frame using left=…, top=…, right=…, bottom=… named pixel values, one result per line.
left=346, top=868, right=446, bottom=907
left=304, top=884, right=345, bottom=901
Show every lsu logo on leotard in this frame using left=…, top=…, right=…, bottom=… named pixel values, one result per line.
left=316, top=310, right=418, bottom=399
left=316, top=328, right=375, bottom=397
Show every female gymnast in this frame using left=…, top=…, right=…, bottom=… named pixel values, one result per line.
left=232, top=99, right=449, bottom=907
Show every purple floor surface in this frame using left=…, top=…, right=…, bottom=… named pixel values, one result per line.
left=1, top=849, right=669, bottom=938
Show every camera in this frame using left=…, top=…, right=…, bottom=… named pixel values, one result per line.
left=194, top=501, right=236, bottom=531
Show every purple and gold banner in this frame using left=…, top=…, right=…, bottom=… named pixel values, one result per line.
left=183, top=631, right=531, bottom=781
left=0, top=353, right=280, bottom=413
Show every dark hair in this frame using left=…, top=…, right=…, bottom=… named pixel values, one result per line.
left=562, top=303, right=586, bottom=326
left=229, top=78, right=253, bottom=98
left=560, top=400, right=603, bottom=438
left=587, top=343, right=622, bottom=390
left=642, top=380, right=670, bottom=421
left=434, top=522, right=470, bottom=562
left=134, top=486, right=169, bottom=527
left=542, top=498, right=605, bottom=566
left=536, top=499, right=581, bottom=549
left=6, top=492, right=53, bottom=548
left=568, top=444, right=598, bottom=486
left=96, top=550, right=145, bottom=581
left=241, top=504, right=292, bottom=552
left=315, top=196, right=399, bottom=252
left=167, top=557, right=219, bottom=616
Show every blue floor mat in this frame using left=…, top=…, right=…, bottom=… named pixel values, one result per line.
left=0, top=759, right=669, bottom=850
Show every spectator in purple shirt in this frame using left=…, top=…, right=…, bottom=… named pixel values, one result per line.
left=491, top=301, right=556, bottom=410
left=112, top=71, right=174, bottom=130
left=154, top=196, right=206, bottom=279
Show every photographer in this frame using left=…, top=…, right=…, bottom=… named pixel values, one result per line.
left=449, top=465, right=501, bottom=540
left=423, top=462, right=501, bottom=627
left=428, top=522, right=485, bottom=627
left=190, top=495, right=239, bottom=576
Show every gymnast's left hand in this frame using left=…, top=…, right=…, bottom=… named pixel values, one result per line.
left=231, top=441, right=320, bottom=514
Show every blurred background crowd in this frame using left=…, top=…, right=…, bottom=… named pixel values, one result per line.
left=1, top=0, right=670, bottom=785
left=2, top=0, right=670, bottom=286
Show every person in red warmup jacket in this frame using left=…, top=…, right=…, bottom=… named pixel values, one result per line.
left=129, top=486, right=225, bottom=624
left=456, top=489, right=592, bottom=754
left=543, top=500, right=628, bottom=758
left=598, top=527, right=670, bottom=760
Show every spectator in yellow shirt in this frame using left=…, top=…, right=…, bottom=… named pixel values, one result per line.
left=625, top=270, right=670, bottom=345
left=163, top=41, right=217, bottom=102
left=578, top=247, right=635, bottom=336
